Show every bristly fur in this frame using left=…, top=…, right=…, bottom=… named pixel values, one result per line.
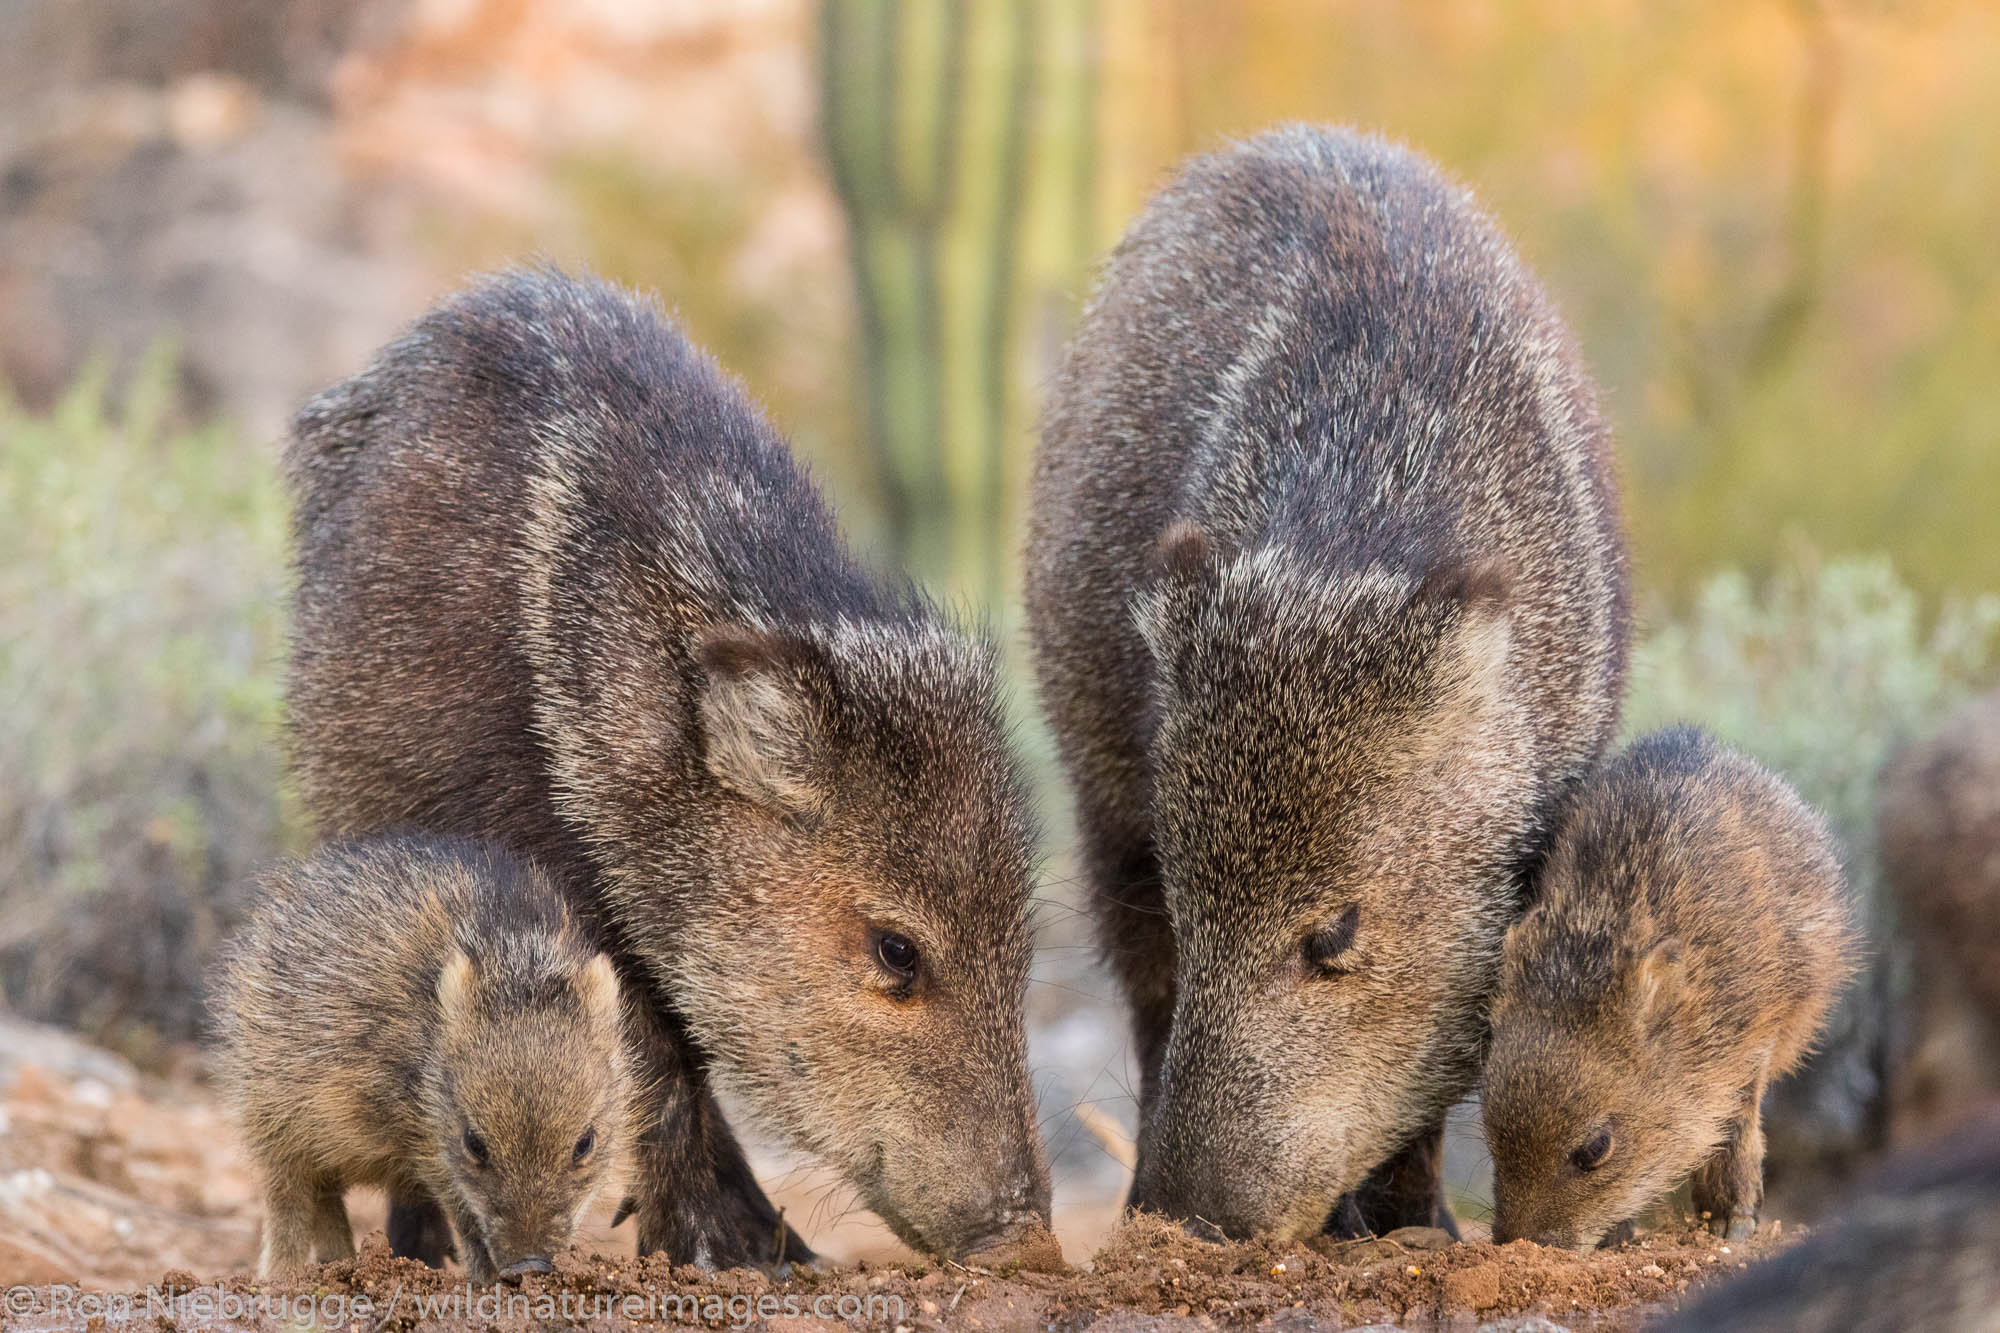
left=1484, top=728, right=1856, bottom=1249
left=214, top=835, right=635, bottom=1280
left=1024, top=124, right=1630, bottom=1239
left=284, top=267, right=1048, bottom=1264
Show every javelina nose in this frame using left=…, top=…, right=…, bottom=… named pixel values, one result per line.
left=497, top=1255, right=553, bottom=1281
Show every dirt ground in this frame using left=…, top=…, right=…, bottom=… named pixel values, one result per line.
left=0, top=1016, right=1780, bottom=1331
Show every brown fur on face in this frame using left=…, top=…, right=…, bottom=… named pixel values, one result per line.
left=214, top=836, right=635, bottom=1281
left=1025, top=125, right=1630, bottom=1238
left=1483, top=729, right=1855, bottom=1249
left=284, top=269, right=1047, bottom=1263
left=1128, top=555, right=1534, bottom=1238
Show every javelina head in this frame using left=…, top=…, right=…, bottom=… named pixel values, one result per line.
left=1483, top=918, right=1711, bottom=1249
left=558, top=616, right=1049, bottom=1259
left=1126, top=527, right=1531, bottom=1239
left=426, top=945, right=633, bottom=1281
left=682, top=622, right=1048, bottom=1258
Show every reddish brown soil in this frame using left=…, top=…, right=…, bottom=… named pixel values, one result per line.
left=2, top=1213, right=1782, bottom=1332
left=0, top=1019, right=1782, bottom=1330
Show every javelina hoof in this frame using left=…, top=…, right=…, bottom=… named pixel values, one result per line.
left=1178, top=1216, right=1229, bottom=1244
left=1597, top=1219, right=1636, bottom=1248
left=497, top=1256, right=554, bottom=1281
left=1709, top=1212, right=1758, bottom=1241
left=634, top=1192, right=815, bottom=1274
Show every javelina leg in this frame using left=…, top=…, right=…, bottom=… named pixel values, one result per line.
left=1325, top=1119, right=1457, bottom=1238
left=310, top=1185, right=356, bottom=1262
left=445, top=1198, right=497, bottom=1283
left=1692, top=1082, right=1767, bottom=1240
left=626, top=994, right=813, bottom=1269
left=388, top=1188, right=456, bottom=1266
left=1089, top=837, right=1175, bottom=1121
left=257, top=1170, right=319, bottom=1276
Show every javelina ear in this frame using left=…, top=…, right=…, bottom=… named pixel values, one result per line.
left=1148, top=520, right=1215, bottom=586
left=694, top=623, right=828, bottom=820
left=576, top=953, right=622, bottom=1030
left=1633, top=937, right=1685, bottom=1020
left=438, top=950, right=477, bottom=1024
left=1415, top=557, right=1513, bottom=611
left=1423, top=559, right=1515, bottom=709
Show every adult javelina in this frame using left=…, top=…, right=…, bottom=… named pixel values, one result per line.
left=1026, top=126, right=1629, bottom=1239
left=218, top=836, right=632, bottom=1282
left=1484, top=729, right=1854, bottom=1249
left=286, top=269, right=1049, bottom=1265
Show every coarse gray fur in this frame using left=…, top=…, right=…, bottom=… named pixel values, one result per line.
left=1026, top=124, right=1629, bottom=1239
left=284, top=268, right=1047, bottom=1265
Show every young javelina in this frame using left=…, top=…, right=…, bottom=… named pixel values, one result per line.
left=286, top=268, right=1048, bottom=1266
left=1484, top=729, right=1854, bottom=1248
left=216, top=836, right=632, bottom=1281
left=1654, top=1107, right=2000, bottom=1333
left=1026, top=125, right=1629, bottom=1238
left=1879, top=688, right=2000, bottom=1130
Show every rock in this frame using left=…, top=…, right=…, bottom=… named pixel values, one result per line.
left=0, top=1230, right=77, bottom=1285
left=1443, top=1262, right=1504, bottom=1312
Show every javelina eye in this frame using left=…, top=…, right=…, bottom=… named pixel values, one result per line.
left=1302, top=905, right=1361, bottom=976
left=874, top=930, right=920, bottom=982
left=462, top=1127, right=491, bottom=1167
left=572, top=1126, right=595, bottom=1166
left=1570, top=1126, right=1614, bottom=1172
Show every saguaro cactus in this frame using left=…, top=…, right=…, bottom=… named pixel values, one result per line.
left=820, top=0, right=1099, bottom=607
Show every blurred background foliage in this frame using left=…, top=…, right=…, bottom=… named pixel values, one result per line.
left=0, top=353, right=291, bottom=1063
left=0, top=0, right=1996, bottom=1234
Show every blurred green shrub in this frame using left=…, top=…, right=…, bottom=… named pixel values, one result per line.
left=0, top=350, right=293, bottom=1063
left=1623, top=555, right=2000, bottom=1183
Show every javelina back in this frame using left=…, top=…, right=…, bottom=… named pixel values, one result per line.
left=1025, top=125, right=1629, bottom=1238
left=285, top=268, right=1048, bottom=1265
left=1655, top=1106, right=2000, bottom=1333
left=216, top=836, right=632, bottom=1281
left=1879, top=689, right=2000, bottom=1131
left=1484, top=729, right=1854, bottom=1248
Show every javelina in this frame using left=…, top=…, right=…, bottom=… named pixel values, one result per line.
left=1879, top=689, right=2000, bottom=1132
left=1484, top=728, right=1854, bottom=1248
left=1025, top=125, right=1629, bottom=1238
left=285, top=268, right=1048, bottom=1266
left=216, top=836, right=632, bottom=1280
left=1655, top=1106, right=2000, bottom=1333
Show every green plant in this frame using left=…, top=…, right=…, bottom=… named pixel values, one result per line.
left=0, top=350, right=294, bottom=1062
left=1623, top=554, right=2000, bottom=1177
